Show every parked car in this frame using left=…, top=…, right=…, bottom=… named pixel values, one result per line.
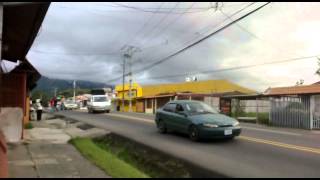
left=64, top=100, right=79, bottom=110
left=155, top=100, right=241, bottom=141
left=87, top=95, right=111, bottom=113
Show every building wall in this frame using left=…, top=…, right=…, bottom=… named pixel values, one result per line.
left=115, top=83, right=142, bottom=112
left=115, top=80, right=255, bottom=112
left=115, top=83, right=143, bottom=100
left=0, top=73, right=26, bottom=139
left=204, top=97, right=220, bottom=111
left=242, top=100, right=270, bottom=113
left=0, top=131, right=8, bottom=178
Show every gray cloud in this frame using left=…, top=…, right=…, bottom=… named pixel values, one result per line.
left=27, top=2, right=320, bottom=92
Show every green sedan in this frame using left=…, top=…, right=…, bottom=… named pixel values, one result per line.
left=155, top=100, right=241, bottom=141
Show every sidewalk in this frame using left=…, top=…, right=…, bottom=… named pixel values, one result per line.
left=7, top=113, right=111, bottom=178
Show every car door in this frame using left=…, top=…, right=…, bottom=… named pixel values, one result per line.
left=171, top=103, right=190, bottom=133
left=161, top=103, right=177, bottom=130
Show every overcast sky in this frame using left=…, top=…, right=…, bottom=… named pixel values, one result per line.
left=26, top=2, right=320, bottom=92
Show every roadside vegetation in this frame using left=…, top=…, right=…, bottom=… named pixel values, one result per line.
left=24, top=122, right=34, bottom=129
left=70, top=138, right=149, bottom=178
left=71, top=134, right=193, bottom=178
left=231, top=112, right=270, bottom=125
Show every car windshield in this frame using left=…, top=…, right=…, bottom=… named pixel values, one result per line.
left=185, top=102, right=218, bottom=114
left=93, top=96, right=107, bottom=102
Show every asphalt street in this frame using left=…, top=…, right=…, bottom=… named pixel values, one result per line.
left=55, top=110, right=320, bottom=178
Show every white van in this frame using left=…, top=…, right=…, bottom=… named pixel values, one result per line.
left=87, top=95, right=111, bottom=113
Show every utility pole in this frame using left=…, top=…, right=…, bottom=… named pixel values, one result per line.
left=73, top=80, right=76, bottom=102
left=121, top=45, right=141, bottom=112
left=122, top=56, right=126, bottom=112
left=54, top=88, right=57, bottom=97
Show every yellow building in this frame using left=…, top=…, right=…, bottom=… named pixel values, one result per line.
left=114, top=82, right=143, bottom=112
left=115, top=79, right=256, bottom=113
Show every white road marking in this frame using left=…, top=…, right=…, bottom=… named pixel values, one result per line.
left=242, top=126, right=302, bottom=136
left=105, top=113, right=154, bottom=124
left=105, top=113, right=303, bottom=136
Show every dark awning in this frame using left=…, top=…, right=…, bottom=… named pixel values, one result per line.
left=2, top=2, right=50, bottom=62
left=10, top=58, right=41, bottom=90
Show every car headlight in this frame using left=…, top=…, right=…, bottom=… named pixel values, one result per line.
left=233, top=121, right=240, bottom=127
left=202, top=123, right=219, bottom=128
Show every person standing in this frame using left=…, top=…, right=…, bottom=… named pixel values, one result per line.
left=60, top=96, right=66, bottom=111
left=53, top=97, right=58, bottom=112
left=35, top=99, right=43, bottom=121
left=50, top=98, right=54, bottom=112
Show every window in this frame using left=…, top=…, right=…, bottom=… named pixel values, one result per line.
left=176, top=104, right=184, bottom=112
left=147, top=99, right=152, bottom=108
left=185, top=101, right=218, bottom=114
left=163, top=103, right=176, bottom=112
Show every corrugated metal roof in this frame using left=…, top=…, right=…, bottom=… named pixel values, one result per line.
left=264, top=84, right=320, bottom=95
left=141, top=79, right=256, bottom=97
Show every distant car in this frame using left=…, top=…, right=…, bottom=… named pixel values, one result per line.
left=87, top=95, right=111, bottom=113
left=155, top=100, right=241, bottom=141
left=64, top=100, right=79, bottom=110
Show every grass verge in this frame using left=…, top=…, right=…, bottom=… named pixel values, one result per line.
left=93, top=135, right=191, bottom=178
left=70, top=137, right=149, bottom=178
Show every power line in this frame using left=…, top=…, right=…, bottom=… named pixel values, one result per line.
left=120, top=2, right=164, bottom=49
left=219, top=9, right=261, bottom=40
left=219, top=5, right=301, bottom=60
left=140, top=2, right=197, bottom=50
left=134, top=2, right=218, bottom=65
left=137, top=2, right=255, bottom=69
left=105, top=2, right=271, bottom=83
left=99, top=2, right=249, bottom=10
left=135, top=54, right=320, bottom=80
left=30, top=49, right=121, bottom=56
left=183, top=2, right=257, bottom=46
left=138, top=2, right=180, bottom=48
left=110, top=2, right=211, bottom=14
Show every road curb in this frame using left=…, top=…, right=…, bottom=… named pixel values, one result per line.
left=51, top=112, right=229, bottom=178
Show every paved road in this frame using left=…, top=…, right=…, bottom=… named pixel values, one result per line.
left=55, top=110, right=320, bottom=178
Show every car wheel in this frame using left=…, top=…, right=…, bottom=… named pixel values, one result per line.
left=157, top=120, right=167, bottom=134
left=189, top=125, right=200, bottom=142
left=106, top=110, right=110, bottom=113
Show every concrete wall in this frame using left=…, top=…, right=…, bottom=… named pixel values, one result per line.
left=0, top=107, right=23, bottom=142
left=0, top=131, right=8, bottom=178
left=204, top=97, right=220, bottom=111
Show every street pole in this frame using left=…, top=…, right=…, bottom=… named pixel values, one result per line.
left=121, top=45, right=140, bottom=112
left=128, top=57, right=132, bottom=112
left=73, top=80, right=76, bottom=102
left=122, top=56, right=126, bottom=112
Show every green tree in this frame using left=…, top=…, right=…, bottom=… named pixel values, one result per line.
left=31, top=90, right=50, bottom=107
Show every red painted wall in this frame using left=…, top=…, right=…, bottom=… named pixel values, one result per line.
left=0, top=73, right=27, bottom=177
